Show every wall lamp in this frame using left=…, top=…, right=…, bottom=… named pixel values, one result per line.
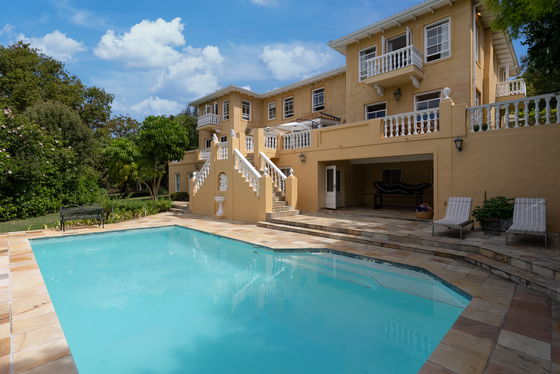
left=453, top=136, right=464, bottom=152
left=393, top=87, right=401, bottom=101
left=298, top=153, right=306, bottom=163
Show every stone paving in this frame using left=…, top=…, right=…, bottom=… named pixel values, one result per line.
left=1, top=211, right=558, bottom=373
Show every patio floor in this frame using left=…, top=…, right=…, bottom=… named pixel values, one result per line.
left=1, top=211, right=558, bottom=373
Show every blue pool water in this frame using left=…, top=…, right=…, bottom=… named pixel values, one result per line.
left=31, top=226, right=469, bottom=374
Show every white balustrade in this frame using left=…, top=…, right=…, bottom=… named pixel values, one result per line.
left=192, top=160, right=210, bottom=196
left=217, top=142, right=228, bottom=160
left=282, top=130, right=311, bottom=150
left=364, top=45, right=423, bottom=79
left=233, top=149, right=261, bottom=195
left=264, top=134, right=277, bottom=149
left=199, top=148, right=210, bottom=160
left=383, top=109, right=439, bottom=138
left=259, top=151, right=287, bottom=195
left=245, top=136, right=254, bottom=152
left=197, top=113, right=221, bottom=127
left=496, top=78, right=527, bottom=97
left=468, top=93, right=560, bottom=132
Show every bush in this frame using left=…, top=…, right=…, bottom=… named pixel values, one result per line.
left=170, top=192, right=189, bottom=201
left=472, top=196, right=514, bottom=223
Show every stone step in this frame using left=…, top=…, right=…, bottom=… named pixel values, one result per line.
left=258, top=221, right=468, bottom=260
left=272, top=206, right=292, bottom=212
left=169, top=207, right=189, bottom=214
left=465, top=254, right=560, bottom=301
left=266, top=210, right=300, bottom=220
left=273, top=201, right=288, bottom=208
left=171, top=201, right=189, bottom=209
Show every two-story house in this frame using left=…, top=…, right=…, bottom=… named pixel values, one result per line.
left=169, top=0, right=560, bottom=232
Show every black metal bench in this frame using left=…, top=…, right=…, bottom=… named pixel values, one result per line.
left=60, top=204, right=104, bottom=232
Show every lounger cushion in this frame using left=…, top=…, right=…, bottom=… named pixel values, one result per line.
left=434, top=197, right=472, bottom=226
left=507, top=198, right=546, bottom=233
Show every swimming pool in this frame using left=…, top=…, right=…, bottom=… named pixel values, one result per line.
left=32, top=226, right=469, bottom=374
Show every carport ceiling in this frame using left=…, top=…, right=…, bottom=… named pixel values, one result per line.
left=349, top=154, right=433, bottom=164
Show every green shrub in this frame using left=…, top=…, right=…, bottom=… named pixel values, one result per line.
left=170, top=192, right=189, bottom=201
left=472, top=196, right=514, bottom=223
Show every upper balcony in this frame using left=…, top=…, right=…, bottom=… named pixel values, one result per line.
left=496, top=78, right=526, bottom=98
left=197, top=113, right=221, bottom=129
left=363, top=45, right=424, bottom=91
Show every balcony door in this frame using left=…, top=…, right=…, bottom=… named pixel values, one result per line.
left=326, top=165, right=342, bottom=209
left=386, top=34, right=407, bottom=53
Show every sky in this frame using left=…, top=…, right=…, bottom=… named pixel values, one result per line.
left=0, top=0, right=527, bottom=120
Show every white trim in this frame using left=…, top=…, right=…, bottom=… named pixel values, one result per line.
left=386, top=33, right=407, bottom=52
left=268, top=101, right=276, bottom=120
left=204, top=138, right=212, bottom=148
left=364, top=101, right=387, bottom=120
left=283, top=96, right=294, bottom=119
left=312, top=87, right=325, bottom=112
left=175, top=172, right=181, bottom=192
left=414, top=89, right=442, bottom=111
left=358, top=45, right=377, bottom=82
left=241, top=100, right=251, bottom=121
left=424, top=17, right=451, bottom=63
left=222, top=100, right=230, bottom=120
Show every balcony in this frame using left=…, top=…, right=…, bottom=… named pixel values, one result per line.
left=197, top=113, right=221, bottom=128
left=496, top=78, right=526, bottom=98
left=363, top=45, right=424, bottom=91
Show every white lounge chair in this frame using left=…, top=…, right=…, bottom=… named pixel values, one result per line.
left=506, top=198, right=547, bottom=248
left=432, top=197, right=474, bottom=239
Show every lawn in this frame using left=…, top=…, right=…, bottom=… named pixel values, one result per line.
left=0, top=196, right=171, bottom=233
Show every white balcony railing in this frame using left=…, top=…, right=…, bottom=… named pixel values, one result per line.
left=383, top=109, right=439, bottom=138
left=259, top=152, right=286, bottom=195
left=192, top=159, right=210, bottom=196
left=217, top=142, right=228, bottom=160
left=264, top=134, right=277, bottom=149
left=245, top=136, right=254, bottom=152
left=199, top=148, right=210, bottom=160
left=283, top=130, right=311, bottom=150
left=496, top=78, right=526, bottom=97
left=364, top=45, right=423, bottom=79
left=233, top=149, right=260, bottom=195
left=197, top=113, right=221, bottom=127
left=468, top=93, right=560, bottom=132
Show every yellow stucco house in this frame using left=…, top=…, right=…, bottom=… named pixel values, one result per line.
left=169, top=0, right=560, bottom=232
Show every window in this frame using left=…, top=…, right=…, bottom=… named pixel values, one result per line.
left=213, top=102, right=219, bottom=115
left=283, top=97, right=294, bottom=118
left=242, top=100, right=251, bottom=121
left=204, top=104, right=212, bottom=114
left=365, top=102, right=387, bottom=119
left=387, top=34, right=407, bottom=52
left=175, top=173, right=181, bottom=192
left=312, top=88, right=325, bottom=112
left=415, top=91, right=441, bottom=111
left=268, top=102, right=276, bottom=120
left=222, top=101, right=230, bottom=120
left=204, top=138, right=212, bottom=148
left=425, top=19, right=450, bottom=62
left=475, top=90, right=481, bottom=106
left=220, top=135, right=227, bottom=143
left=359, top=46, right=376, bottom=81
left=382, top=169, right=402, bottom=184
left=474, top=20, right=480, bottom=63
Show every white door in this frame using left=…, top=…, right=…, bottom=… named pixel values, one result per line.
left=326, top=166, right=338, bottom=209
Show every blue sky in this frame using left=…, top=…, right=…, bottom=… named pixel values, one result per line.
left=0, top=0, right=527, bottom=119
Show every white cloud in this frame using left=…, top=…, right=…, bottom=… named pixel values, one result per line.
left=250, top=0, right=278, bottom=6
left=260, top=43, right=336, bottom=80
left=19, top=30, right=86, bottom=61
left=0, top=24, right=14, bottom=36
left=54, top=1, right=109, bottom=29
left=94, top=17, right=186, bottom=68
left=131, top=96, right=183, bottom=117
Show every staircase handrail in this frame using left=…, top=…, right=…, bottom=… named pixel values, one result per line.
left=233, top=149, right=261, bottom=194
left=259, top=151, right=287, bottom=195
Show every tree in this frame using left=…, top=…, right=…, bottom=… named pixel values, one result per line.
left=80, top=86, right=114, bottom=132
left=485, top=0, right=560, bottom=94
left=24, top=100, right=96, bottom=167
left=135, top=116, right=189, bottom=200
left=173, top=107, right=199, bottom=150
left=102, top=138, right=139, bottom=190
left=104, top=115, right=141, bottom=138
left=0, top=42, right=84, bottom=112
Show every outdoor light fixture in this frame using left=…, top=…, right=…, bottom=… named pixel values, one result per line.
left=393, top=88, right=401, bottom=101
left=454, top=136, right=464, bottom=151
left=299, top=153, right=306, bottom=163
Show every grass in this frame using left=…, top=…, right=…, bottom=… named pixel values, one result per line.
left=0, top=196, right=170, bottom=233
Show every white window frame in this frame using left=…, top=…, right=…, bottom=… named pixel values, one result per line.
left=204, top=138, right=212, bottom=148
left=312, top=87, right=325, bottom=112
left=213, top=102, right=218, bottom=115
left=424, top=18, right=451, bottom=63
left=283, top=97, right=294, bottom=119
left=241, top=100, right=251, bottom=121
left=358, top=45, right=376, bottom=81
left=386, top=33, right=407, bottom=53
left=364, top=101, right=387, bottom=120
left=268, top=102, right=276, bottom=120
left=220, top=135, right=227, bottom=143
left=474, top=19, right=480, bottom=63
left=222, top=101, right=230, bottom=120
left=204, top=104, right=212, bottom=114
left=175, top=173, right=181, bottom=192
left=414, top=89, right=442, bottom=111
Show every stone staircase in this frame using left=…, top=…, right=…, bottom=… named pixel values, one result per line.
left=258, top=215, right=560, bottom=300
left=169, top=201, right=189, bottom=215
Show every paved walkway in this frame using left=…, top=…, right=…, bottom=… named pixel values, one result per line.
left=1, top=211, right=558, bottom=373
